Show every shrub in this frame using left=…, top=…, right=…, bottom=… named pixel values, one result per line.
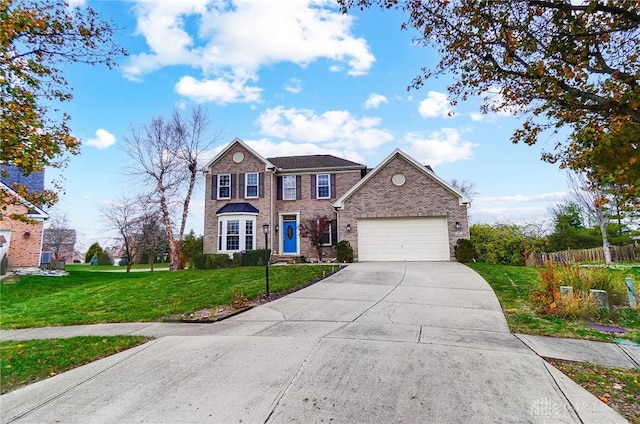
left=240, top=249, right=270, bottom=266
left=336, top=240, right=354, bottom=263
left=230, top=289, right=249, bottom=309
left=193, top=254, right=207, bottom=270
left=454, top=239, right=477, bottom=263
left=205, top=254, right=232, bottom=269
left=531, top=263, right=628, bottom=320
left=97, top=252, right=113, bottom=266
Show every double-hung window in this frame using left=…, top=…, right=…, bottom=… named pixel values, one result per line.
left=316, top=174, right=330, bottom=199
left=245, top=221, right=254, bottom=250
left=226, top=220, right=240, bottom=251
left=321, top=221, right=332, bottom=246
left=245, top=172, right=258, bottom=198
left=218, top=174, right=231, bottom=199
left=283, top=175, right=296, bottom=200
left=218, top=216, right=256, bottom=253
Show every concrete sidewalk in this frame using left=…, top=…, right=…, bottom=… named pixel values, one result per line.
left=0, top=262, right=632, bottom=423
left=2, top=323, right=638, bottom=369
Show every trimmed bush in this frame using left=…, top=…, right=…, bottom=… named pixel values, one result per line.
left=97, top=252, right=113, bottom=266
left=454, top=239, right=477, bottom=263
left=193, top=254, right=207, bottom=270
left=192, top=250, right=272, bottom=269
left=336, top=240, right=354, bottom=263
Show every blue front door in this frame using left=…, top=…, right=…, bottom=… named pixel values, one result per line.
left=282, top=221, right=297, bottom=254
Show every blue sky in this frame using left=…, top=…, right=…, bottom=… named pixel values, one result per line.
left=47, top=0, right=570, bottom=252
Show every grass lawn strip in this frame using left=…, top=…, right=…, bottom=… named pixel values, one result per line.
left=467, top=263, right=640, bottom=344
left=546, top=358, right=640, bottom=424
left=0, top=336, right=150, bottom=394
left=0, top=265, right=338, bottom=329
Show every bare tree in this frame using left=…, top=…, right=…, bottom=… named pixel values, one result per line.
left=136, top=208, right=166, bottom=272
left=101, top=197, right=140, bottom=272
left=43, top=213, right=76, bottom=263
left=300, top=215, right=332, bottom=261
left=567, top=172, right=612, bottom=265
left=450, top=179, right=478, bottom=201
left=123, top=107, right=220, bottom=270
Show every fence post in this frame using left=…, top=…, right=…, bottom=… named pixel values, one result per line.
left=626, top=278, right=637, bottom=308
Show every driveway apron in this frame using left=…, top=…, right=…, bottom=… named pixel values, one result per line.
left=0, top=262, right=627, bottom=423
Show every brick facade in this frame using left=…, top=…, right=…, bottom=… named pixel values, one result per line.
left=203, top=140, right=470, bottom=262
left=335, top=154, right=470, bottom=260
left=204, top=143, right=274, bottom=255
left=0, top=203, right=45, bottom=267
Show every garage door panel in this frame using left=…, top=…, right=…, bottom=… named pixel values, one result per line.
left=357, top=218, right=449, bottom=262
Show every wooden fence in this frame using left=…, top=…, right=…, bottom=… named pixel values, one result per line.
left=525, top=244, right=639, bottom=267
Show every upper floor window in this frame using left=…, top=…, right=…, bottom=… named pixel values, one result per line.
left=218, top=174, right=231, bottom=199
left=245, top=172, right=258, bottom=198
left=283, top=175, right=296, bottom=200
left=316, top=174, right=330, bottom=199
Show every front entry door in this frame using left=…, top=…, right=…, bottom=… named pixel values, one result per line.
left=282, top=221, right=297, bottom=254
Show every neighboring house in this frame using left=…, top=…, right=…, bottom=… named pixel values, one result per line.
left=203, top=138, right=471, bottom=262
left=0, top=182, right=49, bottom=270
left=42, top=228, right=77, bottom=263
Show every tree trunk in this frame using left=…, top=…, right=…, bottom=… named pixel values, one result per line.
left=170, top=239, right=181, bottom=271
left=596, top=207, right=612, bottom=265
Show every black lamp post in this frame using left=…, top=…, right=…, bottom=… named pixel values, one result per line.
left=263, top=223, right=270, bottom=298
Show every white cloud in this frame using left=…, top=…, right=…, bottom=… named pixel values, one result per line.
left=175, top=75, right=262, bottom=104
left=84, top=129, right=116, bottom=150
left=477, top=192, right=568, bottom=204
left=284, top=78, right=302, bottom=94
left=404, top=129, right=477, bottom=166
left=364, top=93, right=388, bottom=110
left=418, top=91, right=453, bottom=118
left=475, top=86, right=523, bottom=118
left=257, top=106, right=394, bottom=150
left=125, top=0, right=375, bottom=103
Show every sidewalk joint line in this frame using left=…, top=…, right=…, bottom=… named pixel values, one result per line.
left=4, top=338, right=161, bottom=424
left=263, top=338, right=322, bottom=424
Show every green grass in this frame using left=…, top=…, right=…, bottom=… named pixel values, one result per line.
left=546, top=358, right=640, bottom=423
left=65, top=263, right=170, bottom=272
left=0, top=336, right=149, bottom=394
left=466, top=263, right=640, bottom=343
left=0, top=265, right=337, bottom=329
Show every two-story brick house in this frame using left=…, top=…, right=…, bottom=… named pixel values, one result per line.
left=203, top=138, right=471, bottom=262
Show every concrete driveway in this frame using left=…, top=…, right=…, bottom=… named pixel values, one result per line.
left=0, top=262, right=626, bottom=423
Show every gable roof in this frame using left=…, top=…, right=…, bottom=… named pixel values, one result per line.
left=202, top=138, right=274, bottom=172
left=1, top=165, right=45, bottom=192
left=333, top=149, right=471, bottom=209
left=0, top=182, right=49, bottom=221
left=267, top=155, right=366, bottom=171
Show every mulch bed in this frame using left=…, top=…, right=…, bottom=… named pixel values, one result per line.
left=163, top=265, right=345, bottom=323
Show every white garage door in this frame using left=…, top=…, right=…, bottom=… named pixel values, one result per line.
left=357, top=217, right=450, bottom=261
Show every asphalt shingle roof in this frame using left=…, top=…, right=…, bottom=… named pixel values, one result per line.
left=267, top=155, right=365, bottom=171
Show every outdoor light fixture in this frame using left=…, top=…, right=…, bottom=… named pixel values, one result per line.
left=263, top=223, right=270, bottom=298
left=275, top=224, right=279, bottom=232
left=23, top=231, right=31, bottom=239
left=455, top=222, right=462, bottom=230
left=346, top=224, right=351, bottom=232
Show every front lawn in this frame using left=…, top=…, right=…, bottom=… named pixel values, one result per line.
left=0, top=336, right=150, bottom=394
left=466, top=263, right=640, bottom=343
left=0, top=265, right=338, bottom=329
